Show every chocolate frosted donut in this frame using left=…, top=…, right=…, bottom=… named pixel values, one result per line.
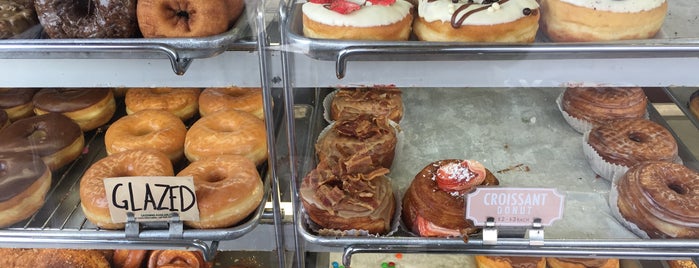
left=616, top=161, right=699, bottom=238
left=0, top=152, right=52, bottom=227
left=0, top=88, right=38, bottom=121
left=0, top=113, right=84, bottom=171
left=33, top=88, right=116, bottom=131
left=34, top=0, right=138, bottom=38
left=0, top=109, right=8, bottom=130
left=0, top=0, right=38, bottom=39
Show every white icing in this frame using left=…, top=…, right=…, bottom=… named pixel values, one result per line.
left=558, top=0, right=665, bottom=13
left=418, top=0, right=539, bottom=26
left=302, top=0, right=413, bottom=27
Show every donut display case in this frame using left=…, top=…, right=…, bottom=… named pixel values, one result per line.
left=1, top=0, right=699, bottom=266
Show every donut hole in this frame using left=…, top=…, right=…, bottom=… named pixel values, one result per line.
left=204, top=170, right=228, bottom=183
left=28, top=124, right=48, bottom=141
left=667, top=182, right=688, bottom=195
left=73, top=0, right=96, bottom=17
left=628, top=132, right=648, bottom=143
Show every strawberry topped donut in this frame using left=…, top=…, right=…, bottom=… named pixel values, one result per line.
left=414, top=0, right=540, bottom=42
left=302, top=0, right=414, bottom=40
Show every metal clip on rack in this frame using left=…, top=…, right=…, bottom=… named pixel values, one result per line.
left=482, top=217, right=544, bottom=246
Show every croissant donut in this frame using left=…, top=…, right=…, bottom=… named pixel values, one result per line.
left=616, top=161, right=699, bottom=238
left=147, top=250, right=210, bottom=268
left=402, top=159, right=499, bottom=237
left=137, top=0, right=244, bottom=38
left=561, top=87, right=648, bottom=133
left=113, top=250, right=148, bottom=268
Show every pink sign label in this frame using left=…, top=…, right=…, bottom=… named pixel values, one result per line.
left=466, top=187, right=564, bottom=226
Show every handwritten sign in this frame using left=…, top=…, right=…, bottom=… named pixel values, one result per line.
left=466, top=188, right=564, bottom=226
left=103, top=176, right=200, bottom=223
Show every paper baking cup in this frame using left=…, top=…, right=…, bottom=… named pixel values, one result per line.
left=582, top=131, right=683, bottom=182
left=322, top=89, right=338, bottom=124
left=557, top=92, right=650, bottom=135
left=608, top=179, right=650, bottom=239
left=303, top=183, right=402, bottom=237
left=557, top=92, right=593, bottom=134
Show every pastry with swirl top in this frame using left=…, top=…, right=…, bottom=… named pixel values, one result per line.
left=414, top=0, right=540, bottom=42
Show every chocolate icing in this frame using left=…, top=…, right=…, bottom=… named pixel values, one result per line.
left=451, top=0, right=510, bottom=28
left=0, top=88, right=38, bottom=108
left=0, top=113, right=82, bottom=157
left=33, top=88, right=109, bottom=112
left=34, top=0, right=138, bottom=38
left=0, top=152, right=47, bottom=202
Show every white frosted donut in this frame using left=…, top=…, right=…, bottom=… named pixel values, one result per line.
left=302, top=0, right=414, bottom=40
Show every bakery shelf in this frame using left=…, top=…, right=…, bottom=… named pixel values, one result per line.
left=285, top=87, right=699, bottom=266
left=280, top=0, right=699, bottom=87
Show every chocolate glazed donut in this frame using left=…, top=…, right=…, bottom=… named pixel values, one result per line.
left=34, top=0, right=138, bottom=38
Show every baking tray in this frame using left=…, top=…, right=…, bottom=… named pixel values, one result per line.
left=0, top=94, right=281, bottom=244
left=282, top=1, right=699, bottom=78
left=294, top=87, right=699, bottom=257
left=0, top=1, right=277, bottom=75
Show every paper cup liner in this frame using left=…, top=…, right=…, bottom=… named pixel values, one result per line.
left=608, top=179, right=650, bottom=239
left=582, top=131, right=684, bottom=182
left=322, top=89, right=338, bottom=124
left=557, top=92, right=650, bottom=135
left=303, top=183, right=402, bottom=237
left=557, top=92, right=593, bottom=134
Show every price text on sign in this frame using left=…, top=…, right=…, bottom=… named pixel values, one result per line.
left=103, top=176, right=200, bottom=223
left=466, top=187, right=564, bottom=226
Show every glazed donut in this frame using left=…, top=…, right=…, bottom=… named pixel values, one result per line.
left=475, top=256, right=546, bottom=268
left=689, top=90, right=699, bottom=119
left=616, top=161, right=699, bottom=238
left=584, top=118, right=678, bottom=180
left=137, top=0, right=244, bottom=38
left=302, top=0, right=413, bottom=41
left=0, top=152, right=51, bottom=227
left=0, top=0, right=38, bottom=39
left=0, top=88, right=37, bottom=121
left=79, top=150, right=174, bottom=229
left=184, top=109, right=268, bottom=165
left=402, top=159, right=498, bottom=237
left=668, top=260, right=698, bottom=268
left=330, top=87, right=403, bottom=123
left=34, top=0, right=138, bottom=38
left=0, top=113, right=84, bottom=171
left=199, top=87, right=265, bottom=120
left=105, top=110, right=187, bottom=163
left=125, top=88, right=201, bottom=121
left=0, top=249, right=111, bottom=268
left=112, top=250, right=148, bottom=268
left=546, top=258, right=619, bottom=268
left=540, top=0, right=667, bottom=41
left=560, top=87, right=648, bottom=133
left=316, top=114, right=397, bottom=173
left=414, top=0, right=540, bottom=42
left=147, top=250, right=209, bottom=268
left=300, top=162, right=396, bottom=234
left=33, top=88, right=116, bottom=131
left=177, top=155, right=263, bottom=229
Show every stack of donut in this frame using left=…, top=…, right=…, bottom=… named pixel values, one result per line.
left=33, top=0, right=245, bottom=38
left=301, top=88, right=404, bottom=235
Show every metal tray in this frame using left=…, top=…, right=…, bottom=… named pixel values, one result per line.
left=292, top=87, right=699, bottom=265
left=282, top=1, right=699, bottom=78
left=0, top=7, right=262, bottom=75
left=0, top=96, right=276, bottom=252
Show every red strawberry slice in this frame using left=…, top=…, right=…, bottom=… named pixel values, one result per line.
left=367, top=0, right=396, bottom=6
left=329, top=0, right=361, bottom=14
left=309, top=0, right=332, bottom=3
